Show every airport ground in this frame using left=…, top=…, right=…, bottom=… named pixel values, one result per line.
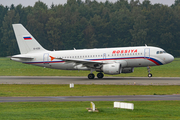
left=0, top=77, right=180, bottom=119
left=0, top=76, right=180, bottom=85
left=0, top=58, right=180, bottom=119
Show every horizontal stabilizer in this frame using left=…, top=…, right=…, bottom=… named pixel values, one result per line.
left=11, top=55, right=34, bottom=59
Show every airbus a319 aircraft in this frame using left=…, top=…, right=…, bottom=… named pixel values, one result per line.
left=11, top=24, right=174, bottom=79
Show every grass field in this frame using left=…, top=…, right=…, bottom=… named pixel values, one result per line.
left=0, top=101, right=180, bottom=120
left=0, top=57, right=180, bottom=77
left=1, top=85, right=180, bottom=119
left=0, top=85, right=180, bottom=97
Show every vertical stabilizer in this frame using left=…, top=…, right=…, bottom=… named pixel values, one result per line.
left=12, top=24, right=47, bottom=54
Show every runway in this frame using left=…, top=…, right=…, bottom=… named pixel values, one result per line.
left=0, top=76, right=180, bottom=85
left=0, top=76, right=180, bottom=102
left=0, top=95, right=180, bottom=102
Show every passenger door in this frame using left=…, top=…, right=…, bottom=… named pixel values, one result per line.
left=144, top=48, right=150, bottom=59
left=43, top=53, right=49, bottom=64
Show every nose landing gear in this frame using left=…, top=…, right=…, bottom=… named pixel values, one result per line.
left=148, top=73, right=152, bottom=77
left=147, top=66, right=152, bottom=77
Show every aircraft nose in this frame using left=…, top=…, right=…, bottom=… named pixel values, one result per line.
left=164, top=54, right=174, bottom=64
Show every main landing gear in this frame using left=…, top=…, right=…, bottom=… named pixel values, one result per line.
left=88, top=72, right=104, bottom=79
left=147, top=66, right=152, bottom=78
left=88, top=73, right=95, bottom=79
left=97, top=72, right=104, bottom=79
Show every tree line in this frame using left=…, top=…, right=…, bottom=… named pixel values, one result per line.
left=0, top=0, right=180, bottom=57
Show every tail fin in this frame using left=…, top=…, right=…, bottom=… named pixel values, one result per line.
left=12, top=24, right=47, bottom=54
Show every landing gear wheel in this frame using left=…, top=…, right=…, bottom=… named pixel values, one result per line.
left=147, top=66, right=152, bottom=78
left=88, top=73, right=95, bottom=79
left=97, top=73, right=104, bottom=79
left=148, top=73, right=152, bottom=78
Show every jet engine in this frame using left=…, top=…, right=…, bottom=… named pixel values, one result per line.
left=121, top=67, right=134, bottom=73
left=102, top=63, right=122, bottom=75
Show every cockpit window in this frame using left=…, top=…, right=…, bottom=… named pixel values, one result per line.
left=156, top=51, right=166, bottom=54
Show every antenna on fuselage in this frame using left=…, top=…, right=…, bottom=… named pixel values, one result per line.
left=74, top=48, right=76, bottom=50
left=145, top=44, right=147, bottom=47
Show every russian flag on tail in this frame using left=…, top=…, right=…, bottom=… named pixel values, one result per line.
left=23, top=36, right=32, bottom=40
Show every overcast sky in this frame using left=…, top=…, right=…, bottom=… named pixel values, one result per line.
left=0, top=0, right=175, bottom=7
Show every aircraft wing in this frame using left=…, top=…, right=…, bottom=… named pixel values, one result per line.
left=56, top=58, right=104, bottom=68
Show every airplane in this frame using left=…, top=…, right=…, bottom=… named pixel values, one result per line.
left=11, top=24, right=174, bottom=79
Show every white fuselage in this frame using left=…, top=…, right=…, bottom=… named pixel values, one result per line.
left=12, top=46, right=174, bottom=70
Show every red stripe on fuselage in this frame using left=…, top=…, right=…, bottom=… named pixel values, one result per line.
left=147, top=59, right=160, bottom=65
left=24, top=57, right=161, bottom=66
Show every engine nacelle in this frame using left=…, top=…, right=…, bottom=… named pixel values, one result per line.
left=122, top=67, right=134, bottom=73
left=102, top=63, right=122, bottom=75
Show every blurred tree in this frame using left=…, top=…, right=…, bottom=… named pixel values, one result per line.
left=130, top=15, right=148, bottom=46
left=1, top=10, right=20, bottom=55
left=46, top=17, right=62, bottom=50
left=0, top=0, right=180, bottom=56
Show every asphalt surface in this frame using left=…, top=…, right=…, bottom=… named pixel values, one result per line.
left=1, top=95, right=180, bottom=102
left=1, top=76, right=180, bottom=102
left=0, top=76, right=180, bottom=85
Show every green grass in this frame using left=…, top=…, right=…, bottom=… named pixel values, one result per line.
left=0, top=101, right=180, bottom=120
left=0, top=85, right=180, bottom=97
left=0, top=57, right=180, bottom=77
